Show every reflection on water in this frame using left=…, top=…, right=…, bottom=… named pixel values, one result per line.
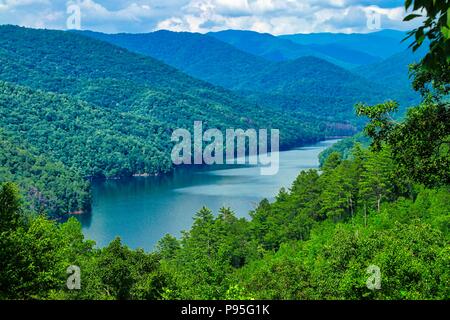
left=81, top=140, right=338, bottom=250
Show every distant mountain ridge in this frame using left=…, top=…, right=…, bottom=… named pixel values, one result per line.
left=0, top=25, right=350, bottom=174
left=77, top=29, right=269, bottom=90
left=280, top=29, right=409, bottom=59
left=79, top=29, right=415, bottom=122
left=208, top=29, right=384, bottom=67
left=354, top=47, right=427, bottom=92
left=0, top=24, right=423, bottom=216
left=1, top=25, right=358, bottom=214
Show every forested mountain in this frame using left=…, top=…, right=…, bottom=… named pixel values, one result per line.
left=208, top=30, right=325, bottom=61
left=79, top=29, right=407, bottom=123
left=280, top=29, right=409, bottom=59
left=77, top=30, right=269, bottom=89
left=0, top=130, right=90, bottom=215
left=318, top=133, right=371, bottom=166
left=208, top=29, right=381, bottom=67
left=354, top=48, right=427, bottom=105
left=0, top=25, right=354, bottom=215
left=0, top=25, right=345, bottom=145
left=1, top=25, right=349, bottom=132
left=232, top=56, right=385, bottom=119
left=1, top=0, right=448, bottom=301
left=0, top=80, right=172, bottom=178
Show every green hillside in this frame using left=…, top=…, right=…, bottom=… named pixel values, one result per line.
left=280, top=30, right=409, bottom=59
left=0, top=129, right=90, bottom=215
left=0, top=0, right=448, bottom=302
left=236, top=57, right=390, bottom=121
left=209, top=29, right=380, bottom=67
left=0, top=25, right=339, bottom=145
left=354, top=48, right=427, bottom=109
left=78, top=30, right=269, bottom=89
left=0, top=26, right=356, bottom=215
left=0, top=80, right=172, bottom=178
left=79, top=29, right=402, bottom=123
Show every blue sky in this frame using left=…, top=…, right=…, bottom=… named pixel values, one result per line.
left=0, top=0, right=419, bottom=34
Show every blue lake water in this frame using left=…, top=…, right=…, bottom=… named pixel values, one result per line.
left=81, top=139, right=338, bottom=250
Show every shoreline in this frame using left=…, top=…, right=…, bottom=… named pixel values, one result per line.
left=87, top=136, right=347, bottom=183
left=72, top=138, right=344, bottom=216
left=83, top=138, right=342, bottom=250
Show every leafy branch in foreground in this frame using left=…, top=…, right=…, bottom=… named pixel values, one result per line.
left=404, top=0, right=450, bottom=69
left=404, top=0, right=450, bottom=96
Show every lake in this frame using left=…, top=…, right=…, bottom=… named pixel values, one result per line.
left=81, top=139, right=338, bottom=250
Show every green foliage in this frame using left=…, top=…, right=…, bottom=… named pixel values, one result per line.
left=404, top=0, right=450, bottom=72
left=161, top=207, right=259, bottom=299
left=405, top=0, right=450, bottom=97
left=81, top=29, right=415, bottom=126
left=0, top=80, right=173, bottom=179
left=355, top=101, right=400, bottom=150
left=356, top=1, right=449, bottom=189
left=156, top=146, right=448, bottom=300
left=0, top=130, right=90, bottom=216
left=0, top=182, right=21, bottom=232
left=357, top=99, right=450, bottom=187
left=1, top=140, right=448, bottom=300
left=319, top=133, right=371, bottom=166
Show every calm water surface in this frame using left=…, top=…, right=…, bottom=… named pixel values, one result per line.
left=81, top=139, right=338, bottom=250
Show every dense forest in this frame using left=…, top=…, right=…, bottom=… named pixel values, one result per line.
left=1, top=142, right=448, bottom=299
left=83, top=29, right=419, bottom=122
left=0, top=25, right=356, bottom=216
left=0, top=129, right=90, bottom=215
left=0, top=0, right=449, bottom=300
left=0, top=24, right=341, bottom=142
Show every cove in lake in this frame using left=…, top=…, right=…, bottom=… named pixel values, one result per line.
left=80, top=139, right=338, bottom=251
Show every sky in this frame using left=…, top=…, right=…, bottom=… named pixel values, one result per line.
left=0, top=0, right=420, bottom=35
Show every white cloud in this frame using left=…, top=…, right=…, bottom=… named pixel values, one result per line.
left=0, top=0, right=419, bottom=34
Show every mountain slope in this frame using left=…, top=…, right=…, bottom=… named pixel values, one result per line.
left=280, top=29, right=409, bottom=59
left=234, top=56, right=387, bottom=120
left=307, top=43, right=381, bottom=66
left=0, top=25, right=336, bottom=145
left=353, top=47, right=427, bottom=110
left=0, top=80, right=172, bottom=177
left=354, top=48, right=426, bottom=91
left=78, top=29, right=396, bottom=122
left=0, top=129, right=90, bottom=215
left=235, top=56, right=377, bottom=96
left=208, top=29, right=381, bottom=67
left=0, top=26, right=358, bottom=179
left=76, top=29, right=268, bottom=89
left=208, top=29, right=318, bottom=61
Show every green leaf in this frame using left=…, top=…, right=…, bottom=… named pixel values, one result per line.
left=441, top=26, right=450, bottom=40
left=405, top=0, right=413, bottom=10
left=447, top=8, right=450, bottom=27
left=404, top=13, right=422, bottom=22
